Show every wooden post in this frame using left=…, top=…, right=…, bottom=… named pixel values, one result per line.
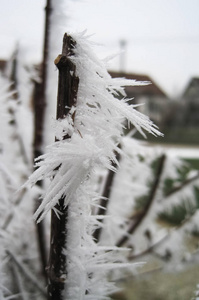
left=47, top=33, right=79, bottom=300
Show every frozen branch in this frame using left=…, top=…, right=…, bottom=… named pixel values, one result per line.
left=116, top=154, right=166, bottom=247
left=7, top=250, right=47, bottom=296
left=128, top=234, right=169, bottom=260
left=12, top=264, right=29, bottom=300
left=93, top=147, right=121, bottom=242
left=165, top=173, right=199, bottom=198
left=1, top=188, right=27, bottom=230
left=32, top=0, right=52, bottom=283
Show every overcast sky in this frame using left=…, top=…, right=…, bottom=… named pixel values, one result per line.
left=0, top=0, right=199, bottom=97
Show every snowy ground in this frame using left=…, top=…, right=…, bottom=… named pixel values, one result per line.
left=144, top=142, right=199, bottom=159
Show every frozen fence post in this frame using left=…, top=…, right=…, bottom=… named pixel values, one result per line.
left=47, top=33, right=79, bottom=300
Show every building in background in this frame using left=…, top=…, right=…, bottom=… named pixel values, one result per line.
left=109, top=71, right=168, bottom=129
left=2, top=56, right=199, bottom=144
left=181, top=77, right=199, bottom=127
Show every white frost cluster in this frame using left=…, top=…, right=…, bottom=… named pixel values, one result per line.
left=27, top=32, right=162, bottom=220
left=0, top=58, right=43, bottom=299
left=100, top=138, right=199, bottom=271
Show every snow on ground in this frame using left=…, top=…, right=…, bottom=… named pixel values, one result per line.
left=143, top=142, right=199, bottom=159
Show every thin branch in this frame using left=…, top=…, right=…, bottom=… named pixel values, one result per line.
left=116, top=154, right=166, bottom=247
left=7, top=48, right=30, bottom=166
left=150, top=214, right=197, bottom=262
left=32, top=0, right=53, bottom=283
left=33, top=0, right=52, bottom=157
left=129, top=173, right=199, bottom=223
left=165, top=173, right=199, bottom=198
left=128, top=234, right=169, bottom=260
left=93, top=148, right=121, bottom=242
left=12, top=264, right=28, bottom=300
left=1, top=188, right=27, bottom=230
left=6, top=250, right=47, bottom=296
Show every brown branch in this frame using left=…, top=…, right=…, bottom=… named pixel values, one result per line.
left=2, top=188, right=27, bottom=230
left=9, top=48, right=18, bottom=99
left=128, top=234, right=169, bottom=260
left=12, top=264, right=28, bottom=300
left=32, top=0, right=53, bottom=283
left=47, top=33, right=79, bottom=300
left=93, top=149, right=121, bottom=242
left=129, top=172, right=199, bottom=224
left=165, top=173, right=199, bottom=198
left=116, top=154, right=166, bottom=247
left=33, top=0, right=52, bottom=157
left=6, top=48, right=30, bottom=166
left=147, top=214, right=196, bottom=262
left=7, top=250, right=47, bottom=296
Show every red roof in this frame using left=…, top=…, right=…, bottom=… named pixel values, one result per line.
left=109, top=71, right=167, bottom=98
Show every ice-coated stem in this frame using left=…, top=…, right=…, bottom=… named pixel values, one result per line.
left=47, top=33, right=79, bottom=300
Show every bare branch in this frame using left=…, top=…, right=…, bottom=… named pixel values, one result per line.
left=1, top=188, right=27, bottom=230
left=128, top=234, right=169, bottom=260
left=93, top=148, right=121, bottom=242
left=12, top=264, right=29, bottom=300
left=116, top=154, right=166, bottom=247
left=7, top=250, right=47, bottom=296
left=165, top=173, right=199, bottom=198
left=32, top=0, right=53, bottom=283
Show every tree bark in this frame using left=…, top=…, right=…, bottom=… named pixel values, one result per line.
left=47, top=33, right=79, bottom=300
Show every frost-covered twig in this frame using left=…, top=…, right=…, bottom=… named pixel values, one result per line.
left=32, top=0, right=53, bottom=283
left=7, top=50, right=31, bottom=167
left=128, top=234, right=169, bottom=260
left=6, top=250, right=46, bottom=296
left=93, top=147, right=121, bottom=242
left=116, top=154, right=166, bottom=247
left=12, top=264, right=28, bottom=300
left=165, top=173, right=199, bottom=198
left=33, top=0, right=52, bottom=158
left=1, top=188, right=27, bottom=230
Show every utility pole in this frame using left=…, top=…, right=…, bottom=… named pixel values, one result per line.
left=119, top=39, right=127, bottom=74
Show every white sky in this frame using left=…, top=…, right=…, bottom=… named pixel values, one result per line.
left=0, top=0, right=199, bottom=97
